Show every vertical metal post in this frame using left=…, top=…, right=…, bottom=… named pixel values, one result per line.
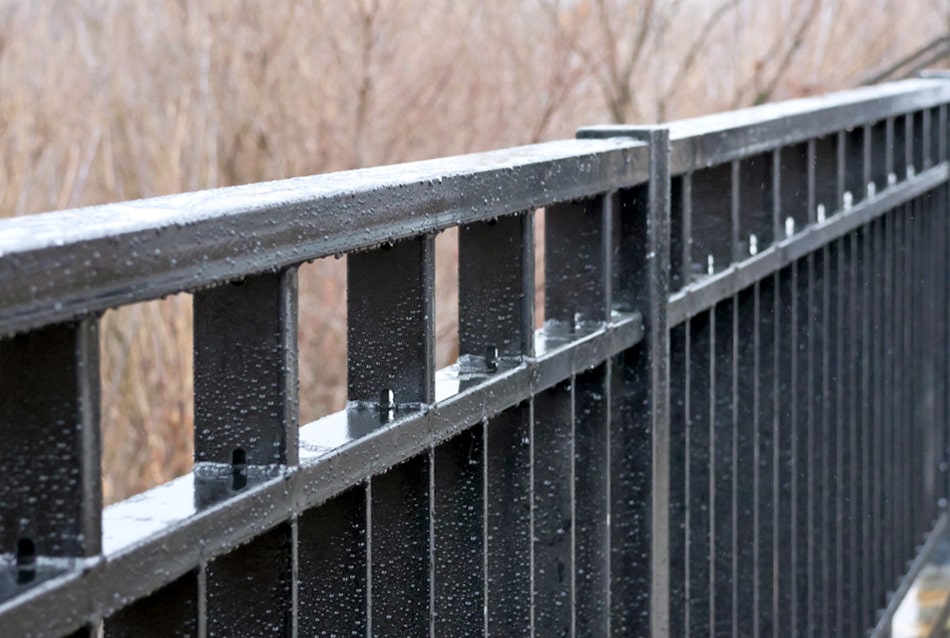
left=192, top=267, right=300, bottom=636
left=0, top=319, right=101, bottom=576
left=1, top=318, right=99, bottom=638
left=532, top=381, right=575, bottom=636
left=458, top=213, right=535, bottom=360
left=432, top=428, right=484, bottom=635
left=194, top=269, right=299, bottom=467
left=667, top=322, right=688, bottom=637
left=348, top=237, right=435, bottom=636
left=296, top=487, right=367, bottom=636
left=598, top=127, right=671, bottom=637
left=368, top=456, right=430, bottom=636
left=545, top=195, right=611, bottom=328
left=348, top=236, right=436, bottom=407
left=576, top=124, right=671, bottom=635
left=485, top=405, right=532, bottom=635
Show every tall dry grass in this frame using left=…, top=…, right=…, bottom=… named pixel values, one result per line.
left=0, top=0, right=946, bottom=503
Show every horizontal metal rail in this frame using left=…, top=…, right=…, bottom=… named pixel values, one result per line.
left=581, top=77, right=950, bottom=172
left=668, top=161, right=948, bottom=324
left=0, top=138, right=647, bottom=337
left=0, top=78, right=947, bottom=637
left=0, top=315, right=643, bottom=637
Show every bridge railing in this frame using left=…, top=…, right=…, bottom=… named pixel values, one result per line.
left=0, top=78, right=947, bottom=637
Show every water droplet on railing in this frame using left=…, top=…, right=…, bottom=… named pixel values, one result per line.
left=867, top=182, right=876, bottom=198
left=908, top=165, right=916, bottom=178
left=842, top=191, right=853, bottom=210
left=706, top=254, right=714, bottom=275
left=748, top=234, right=758, bottom=256
left=888, top=172, right=898, bottom=186
left=785, top=217, right=796, bottom=238
left=817, top=203, right=826, bottom=223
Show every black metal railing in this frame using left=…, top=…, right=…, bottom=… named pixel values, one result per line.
left=0, top=78, right=947, bottom=637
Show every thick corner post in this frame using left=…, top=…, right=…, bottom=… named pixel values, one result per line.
left=579, top=125, right=671, bottom=636
left=641, top=127, right=672, bottom=638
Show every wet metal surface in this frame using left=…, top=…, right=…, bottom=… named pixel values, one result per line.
left=1, top=79, right=949, bottom=636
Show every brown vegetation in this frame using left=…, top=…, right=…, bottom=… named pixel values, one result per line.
left=0, top=0, right=946, bottom=503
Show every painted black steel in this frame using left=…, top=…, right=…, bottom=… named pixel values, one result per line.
left=0, top=78, right=947, bottom=637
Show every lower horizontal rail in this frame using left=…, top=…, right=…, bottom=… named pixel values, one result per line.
left=0, top=313, right=643, bottom=636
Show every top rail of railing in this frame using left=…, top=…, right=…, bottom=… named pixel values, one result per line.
left=581, top=78, right=950, bottom=173
left=0, top=138, right=648, bottom=337
left=1, top=80, right=948, bottom=339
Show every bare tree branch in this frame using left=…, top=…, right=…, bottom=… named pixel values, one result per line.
left=751, top=0, right=821, bottom=104
left=658, top=0, right=739, bottom=119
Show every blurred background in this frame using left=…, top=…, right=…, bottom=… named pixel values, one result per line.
left=0, top=0, right=946, bottom=503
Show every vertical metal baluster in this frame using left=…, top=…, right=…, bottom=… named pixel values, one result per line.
left=770, top=149, right=790, bottom=638
left=433, top=427, right=484, bottom=636
left=821, top=241, right=837, bottom=637
left=758, top=274, right=777, bottom=638
left=923, top=192, right=936, bottom=530
left=884, top=209, right=897, bottom=592
left=194, top=270, right=299, bottom=468
left=107, top=572, right=201, bottom=638
left=859, top=221, right=873, bottom=631
left=822, top=242, right=836, bottom=636
left=709, top=309, right=718, bottom=637
left=871, top=121, right=889, bottom=194
left=836, top=238, right=849, bottom=636
left=192, top=268, right=299, bottom=637
left=348, top=237, right=435, bottom=407
left=459, top=212, right=535, bottom=361
left=735, top=148, right=776, bottom=635
left=0, top=319, right=101, bottom=637
left=670, top=177, right=686, bottom=292
left=922, top=108, right=933, bottom=169
left=544, top=192, right=613, bottom=637
left=668, top=322, right=688, bottom=638
left=545, top=196, right=610, bottom=328
left=805, top=251, right=820, bottom=638
left=297, top=487, right=367, bottom=637
left=900, top=200, right=912, bottom=568
left=813, top=137, right=839, bottom=222
left=485, top=405, right=532, bottom=636
left=928, top=177, right=949, bottom=520
left=370, top=455, right=430, bottom=637
left=532, top=381, right=575, bottom=637
left=574, top=364, right=611, bottom=638
left=871, top=216, right=885, bottom=614
left=735, top=286, right=758, bottom=637
left=779, top=144, right=811, bottom=234
left=686, top=311, right=712, bottom=637
left=712, top=298, right=736, bottom=637
left=945, top=177, right=950, bottom=507
left=902, top=112, right=924, bottom=177
left=791, top=260, right=810, bottom=638
left=682, top=173, right=693, bottom=286
left=915, top=194, right=931, bottom=534
left=455, top=211, right=534, bottom=636
left=347, top=236, right=435, bottom=637
left=897, top=200, right=912, bottom=566
left=836, top=131, right=847, bottom=210
left=689, top=164, right=732, bottom=275
left=731, top=161, right=742, bottom=263
left=845, top=231, right=859, bottom=638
